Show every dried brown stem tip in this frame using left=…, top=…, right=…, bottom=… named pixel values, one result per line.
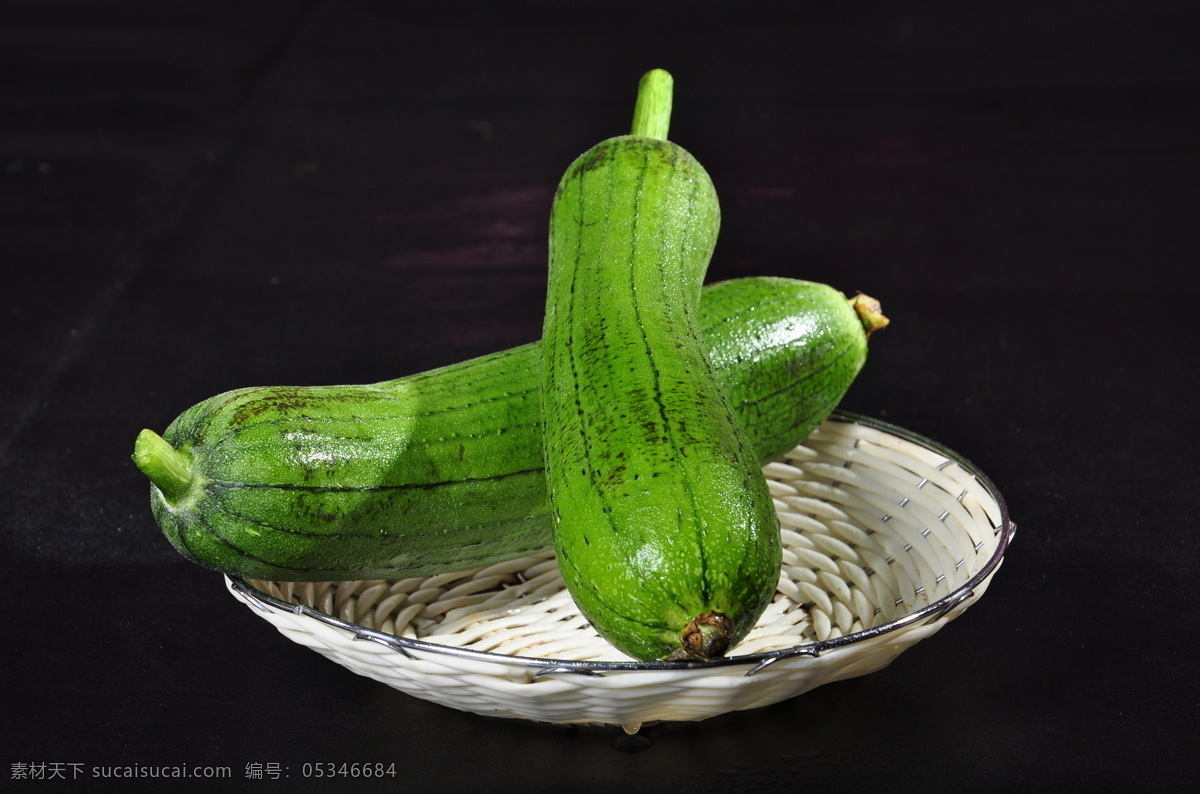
left=850, top=292, right=890, bottom=338
left=667, top=612, right=735, bottom=661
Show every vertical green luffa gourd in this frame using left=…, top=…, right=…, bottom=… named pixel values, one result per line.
left=541, top=70, right=782, bottom=661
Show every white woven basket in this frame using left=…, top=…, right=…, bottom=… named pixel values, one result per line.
left=228, top=413, right=1013, bottom=732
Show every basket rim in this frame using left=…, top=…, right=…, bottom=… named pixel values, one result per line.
left=227, top=411, right=1014, bottom=677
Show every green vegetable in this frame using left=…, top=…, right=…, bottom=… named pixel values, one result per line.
left=541, top=69, right=778, bottom=661
left=134, top=276, right=884, bottom=584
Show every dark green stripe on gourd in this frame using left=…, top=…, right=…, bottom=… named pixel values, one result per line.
left=133, top=276, right=885, bottom=583
left=540, top=70, right=781, bottom=661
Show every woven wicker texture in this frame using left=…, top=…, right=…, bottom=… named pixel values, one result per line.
left=230, top=415, right=1011, bottom=731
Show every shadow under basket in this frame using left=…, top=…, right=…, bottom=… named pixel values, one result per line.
left=228, top=412, right=1014, bottom=733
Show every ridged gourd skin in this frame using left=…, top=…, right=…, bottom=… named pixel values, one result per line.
left=541, top=135, right=783, bottom=661
left=142, top=277, right=873, bottom=583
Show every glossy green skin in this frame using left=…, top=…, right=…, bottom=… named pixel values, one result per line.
left=542, top=136, right=782, bottom=661
left=149, top=276, right=867, bottom=583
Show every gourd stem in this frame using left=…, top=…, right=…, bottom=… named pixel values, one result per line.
left=133, top=429, right=194, bottom=505
left=849, top=292, right=891, bottom=338
left=630, top=68, right=673, bottom=140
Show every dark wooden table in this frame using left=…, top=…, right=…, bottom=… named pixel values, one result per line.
left=4, top=2, right=1197, bottom=790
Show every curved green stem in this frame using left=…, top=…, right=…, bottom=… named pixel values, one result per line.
left=630, top=68, right=673, bottom=140
left=133, top=429, right=195, bottom=505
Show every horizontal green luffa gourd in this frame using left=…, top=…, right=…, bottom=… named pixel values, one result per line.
left=540, top=70, right=780, bottom=661
left=133, top=275, right=885, bottom=584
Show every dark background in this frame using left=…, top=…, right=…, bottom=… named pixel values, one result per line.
left=3, top=1, right=1197, bottom=790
